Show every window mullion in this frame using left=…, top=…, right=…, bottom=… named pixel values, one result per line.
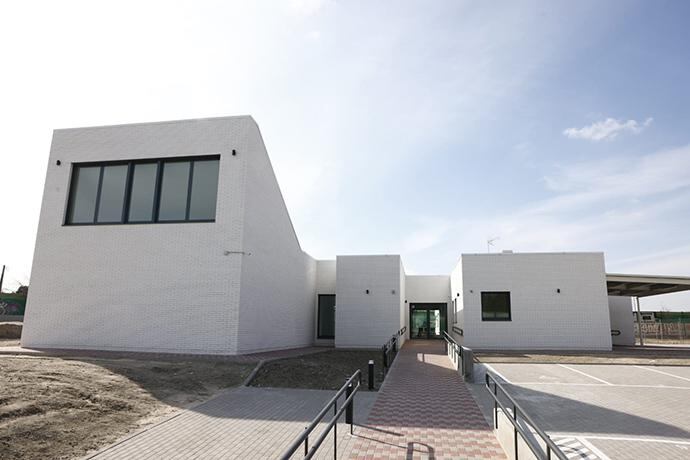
left=121, top=162, right=134, bottom=223
left=153, top=161, right=163, bottom=222
left=185, top=161, right=194, bottom=221
left=93, top=166, right=105, bottom=224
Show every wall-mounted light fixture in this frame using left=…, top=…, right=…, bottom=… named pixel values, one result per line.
left=232, top=149, right=237, bottom=156
left=365, top=289, right=370, bottom=294
left=470, top=289, right=474, bottom=293
left=56, top=160, right=61, bottom=166
left=556, top=288, right=561, bottom=293
left=404, top=300, right=408, bottom=303
left=456, top=293, right=460, bottom=297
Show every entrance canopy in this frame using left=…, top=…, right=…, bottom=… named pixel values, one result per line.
left=606, top=273, right=690, bottom=297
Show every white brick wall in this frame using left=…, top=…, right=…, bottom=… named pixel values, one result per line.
left=22, top=116, right=318, bottom=355
left=405, top=275, right=450, bottom=341
left=314, top=260, right=336, bottom=344
left=450, top=259, right=464, bottom=342
left=405, top=275, right=450, bottom=303
left=608, top=296, right=635, bottom=346
left=22, top=116, right=618, bottom=354
left=460, top=253, right=612, bottom=350
left=235, top=120, right=316, bottom=353
left=398, top=259, right=407, bottom=347
left=335, top=255, right=402, bottom=348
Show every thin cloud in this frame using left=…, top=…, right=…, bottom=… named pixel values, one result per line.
left=563, top=117, right=653, bottom=141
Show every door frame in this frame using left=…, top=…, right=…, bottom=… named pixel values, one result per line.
left=409, top=303, right=447, bottom=339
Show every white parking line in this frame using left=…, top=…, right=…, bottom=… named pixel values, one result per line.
left=634, top=365, right=690, bottom=383
left=558, top=364, right=613, bottom=385
left=578, top=437, right=612, bottom=460
left=562, top=435, right=690, bottom=446
left=504, top=382, right=690, bottom=390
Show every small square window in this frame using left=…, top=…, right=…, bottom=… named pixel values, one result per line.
left=481, top=292, right=511, bottom=321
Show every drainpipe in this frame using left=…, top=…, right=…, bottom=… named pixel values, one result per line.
left=634, top=296, right=644, bottom=346
left=0, top=265, right=5, bottom=294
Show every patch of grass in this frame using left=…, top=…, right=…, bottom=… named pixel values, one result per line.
left=250, top=349, right=384, bottom=391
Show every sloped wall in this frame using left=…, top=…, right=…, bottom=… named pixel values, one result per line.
left=236, top=120, right=316, bottom=353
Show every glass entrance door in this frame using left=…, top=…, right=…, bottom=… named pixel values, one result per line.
left=409, top=303, right=447, bottom=339
left=411, top=310, right=429, bottom=339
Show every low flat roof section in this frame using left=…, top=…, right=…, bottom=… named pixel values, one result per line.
left=606, top=273, right=690, bottom=297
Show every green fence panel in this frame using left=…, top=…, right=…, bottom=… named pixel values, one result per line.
left=0, top=294, right=26, bottom=315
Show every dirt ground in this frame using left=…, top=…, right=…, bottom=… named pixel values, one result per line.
left=0, top=354, right=254, bottom=460
left=476, top=345, right=690, bottom=366
left=250, top=349, right=384, bottom=391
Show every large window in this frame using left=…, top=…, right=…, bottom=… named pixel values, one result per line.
left=481, top=292, right=511, bottom=321
left=65, top=156, right=220, bottom=225
left=317, top=295, right=336, bottom=339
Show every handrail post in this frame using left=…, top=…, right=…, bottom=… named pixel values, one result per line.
left=368, top=360, right=374, bottom=390
left=333, top=399, right=338, bottom=460
left=346, top=382, right=353, bottom=427
left=513, top=404, right=518, bottom=460
left=493, top=381, right=498, bottom=429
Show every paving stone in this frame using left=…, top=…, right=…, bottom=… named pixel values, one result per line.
left=348, top=340, right=505, bottom=459
left=89, top=386, right=376, bottom=459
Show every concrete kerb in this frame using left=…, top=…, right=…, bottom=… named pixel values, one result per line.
left=242, top=359, right=265, bottom=386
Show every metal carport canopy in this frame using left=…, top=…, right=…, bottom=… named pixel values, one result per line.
left=606, top=273, right=690, bottom=297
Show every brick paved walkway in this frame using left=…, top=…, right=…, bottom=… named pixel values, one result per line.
left=349, top=340, right=505, bottom=460
left=88, top=386, right=376, bottom=459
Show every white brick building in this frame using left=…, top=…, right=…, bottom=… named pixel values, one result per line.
left=23, top=115, right=664, bottom=354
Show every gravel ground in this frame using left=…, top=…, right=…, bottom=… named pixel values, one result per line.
left=0, top=355, right=254, bottom=460
left=250, top=349, right=385, bottom=391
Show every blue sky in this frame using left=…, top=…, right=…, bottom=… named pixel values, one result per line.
left=1, top=1, right=689, bottom=309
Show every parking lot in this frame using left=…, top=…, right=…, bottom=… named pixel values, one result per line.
left=475, top=362, right=690, bottom=459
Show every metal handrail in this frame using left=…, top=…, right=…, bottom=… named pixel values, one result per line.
left=485, top=372, right=568, bottom=460
left=443, top=331, right=464, bottom=371
left=280, top=370, right=362, bottom=460
left=382, top=327, right=406, bottom=371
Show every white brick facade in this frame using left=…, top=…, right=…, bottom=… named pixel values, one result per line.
left=458, top=253, right=612, bottom=350
left=608, top=296, right=635, bottom=346
left=22, top=117, right=316, bottom=354
left=22, top=116, right=617, bottom=354
left=314, top=260, right=336, bottom=345
left=335, top=255, right=403, bottom=348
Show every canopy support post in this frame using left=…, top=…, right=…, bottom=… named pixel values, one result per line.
left=634, top=296, right=645, bottom=346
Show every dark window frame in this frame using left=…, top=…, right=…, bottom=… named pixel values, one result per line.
left=317, top=294, right=336, bottom=339
left=481, top=291, right=512, bottom=322
left=64, top=155, right=220, bottom=226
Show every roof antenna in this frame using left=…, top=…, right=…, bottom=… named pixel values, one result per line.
left=487, top=236, right=500, bottom=253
